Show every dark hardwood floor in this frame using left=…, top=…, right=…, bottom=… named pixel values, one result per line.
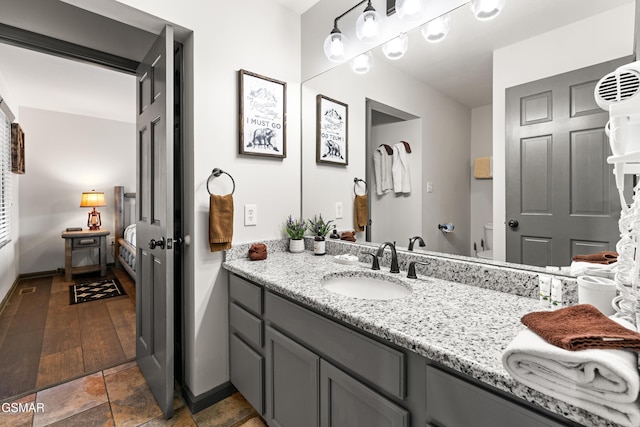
left=0, top=267, right=136, bottom=402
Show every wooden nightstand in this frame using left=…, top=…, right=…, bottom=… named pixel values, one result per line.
left=61, top=229, right=110, bottom=281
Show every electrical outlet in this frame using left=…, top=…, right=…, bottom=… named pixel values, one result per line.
left=426, top=181, right=433, bottom=193
left=244, top=204, right=257, bottom=226
left=107, top=236, right=115, bottom=246
left=335, top=202, right=343, bottom=219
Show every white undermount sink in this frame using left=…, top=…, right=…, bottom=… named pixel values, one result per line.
left=321, top=272, right=412, bottom=300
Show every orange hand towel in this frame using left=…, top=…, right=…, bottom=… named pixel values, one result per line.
left=521, top=304, right=640, bottom=351
left=354, top=194, right=368, bottom=232
left=572, top=251, right=618, bottom=265
left=209, top=194, right=234, bottom=252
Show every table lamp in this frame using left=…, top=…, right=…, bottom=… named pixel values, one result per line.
left=79, top=190, right=106, bottom=230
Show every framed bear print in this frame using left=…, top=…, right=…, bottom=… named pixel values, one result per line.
left=316, top=94, right=348, bottom=165
left=239, top=69, right=286, bottom=158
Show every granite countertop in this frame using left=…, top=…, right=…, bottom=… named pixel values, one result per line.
left=223, top=250, right=623, bottom=427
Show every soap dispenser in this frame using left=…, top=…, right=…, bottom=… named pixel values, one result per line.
left=314, top=232, right=326, bottom=255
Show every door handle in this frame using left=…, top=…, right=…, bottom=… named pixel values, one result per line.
left=148, top=238, right=166, bottom=249
left=508, top=219, right=519, bottom=229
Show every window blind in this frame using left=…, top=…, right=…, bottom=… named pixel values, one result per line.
left=0, top=107, right=11, bottom=249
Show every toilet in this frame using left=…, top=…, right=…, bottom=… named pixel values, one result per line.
left=477, top=223, right=493, bottom=260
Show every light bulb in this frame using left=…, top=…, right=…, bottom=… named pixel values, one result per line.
left=382, top=33, right=408, bottom=60
left=421, top=13, right=451, bottom=43
left=470, top=0, right=505, bottom=21
left=323, top=31, right=348, bottom=62
left=356, top=8, right=382, bottom=45
left=351, top=52, right=372, bottom=74
left=395, top=0, right=425, bottom=23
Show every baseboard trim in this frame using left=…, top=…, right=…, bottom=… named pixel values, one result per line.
left=183, top=381, right=237, bottom=414
left=0, top=275, right=20, bottom=316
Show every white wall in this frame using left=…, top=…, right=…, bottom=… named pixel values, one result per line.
left=470, top=104, right=492, bottom=255
left=492, top=3, right=635, bottom=261
left=100, top=0, right=302, bottom=398
left=302, top=55, right=470, bottom=255
left=18, top=107, right=135, bottom=273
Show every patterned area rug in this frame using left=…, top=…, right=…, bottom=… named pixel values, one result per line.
left=69, top=279, right=126, bottom=305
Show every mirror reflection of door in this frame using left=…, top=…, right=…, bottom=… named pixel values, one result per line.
left=366, top=100, right=421, bottom=246
left=505, top=56, right=633, bottom=266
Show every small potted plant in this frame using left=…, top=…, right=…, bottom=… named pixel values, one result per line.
left=307, top=214, right=335, bottom=256
left=285, top=215, right=307, bottom=253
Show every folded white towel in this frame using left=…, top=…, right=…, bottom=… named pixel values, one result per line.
left=570, top=261, right=615, bottom=278
left=502, top=318, right=640, bottom=427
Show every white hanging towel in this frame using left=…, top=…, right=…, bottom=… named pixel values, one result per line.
left=392, top=142, right=411, bottom=193
left=373, top=146, right=393, bottom=195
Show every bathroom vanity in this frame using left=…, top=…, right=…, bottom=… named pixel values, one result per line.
left=223, top=242, right=620, bottom=427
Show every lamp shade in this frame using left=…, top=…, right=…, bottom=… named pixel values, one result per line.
left=80, top=191, right=106, bottom=208
left=351, top=52, right=372, bottom=74
left=421, top=13, right=451, bottom=43
left=355, top=6, right=382, bottom=45
left=382, top=33, right=408, bottom=60
left=395, top=0, right=425, bottom=23
left=470, top=0, right=505, bottom=21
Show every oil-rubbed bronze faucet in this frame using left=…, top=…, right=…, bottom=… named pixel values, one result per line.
left=362, top=252, right=380, bottom=270
left=376, top=242, right=399, bottom=273
left=408, top=236, right=425, bottom=251
left=407, top=261, right=430, bottom=279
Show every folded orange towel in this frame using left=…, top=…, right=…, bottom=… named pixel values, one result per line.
left=572, top=251, right=618, bottom=265
left=209, top=194, right=234, bottom=252
left=340, top=231, right=356, bottom=242
left=354, top=194, right=368, bottom=232
left=473, top=156, right=492, bottom=179
left=248, top=243, right=267, bottom=261
left=521, top=304, right=640, bottom=351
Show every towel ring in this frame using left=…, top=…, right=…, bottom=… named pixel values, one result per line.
left=354, top=177, right=368, bottom=196
left=207, top=168, right=236, bottom=195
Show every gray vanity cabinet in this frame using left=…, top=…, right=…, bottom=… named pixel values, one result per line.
left=229, top=274, right=265, bottom=415
left=265, top=326, right=319, bottom=427
left=320, top=359, right=409, bottom=427
left=425, top=366, right=568, bottom=427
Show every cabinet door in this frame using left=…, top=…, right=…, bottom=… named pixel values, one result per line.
left=320, top=360, right=409, bottom=427
left=229, top=333, right=264, bottom=415
left=426, top=366, right=567, bottom=427
left=266, top=326, right=319, bottom=427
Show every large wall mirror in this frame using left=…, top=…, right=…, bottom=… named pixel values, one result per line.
left=301, top=0, right=636, bottom=272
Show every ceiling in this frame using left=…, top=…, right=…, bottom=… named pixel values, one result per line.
left=367, top=0, right=634, bottom=108
left=272, top=0, right=321, bottom=15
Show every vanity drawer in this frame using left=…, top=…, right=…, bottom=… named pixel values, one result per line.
left=265, top=291, right=405, bottom=399
left=229, top=274, right=262, bottom=316
left=230, top=333, right=264, bottom=415
left=426, top=366, right=566, bottom=427
left=229, top=302, right=263, bottom=350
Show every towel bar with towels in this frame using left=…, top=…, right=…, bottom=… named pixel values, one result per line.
left=354, top=177, right=368, bottom=195
left=207, top=168, right=236, bottom=195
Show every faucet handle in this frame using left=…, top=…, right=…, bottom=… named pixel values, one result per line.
left=363, top=252, right=380, bottom=270
left=407, top=261, right=430, bottom=279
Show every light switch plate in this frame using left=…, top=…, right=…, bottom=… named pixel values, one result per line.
left=244, top=204, right=257, bottom=226
left=335, top=202, right=343, bottom=219
left=426, top=182, right=433, bottom=193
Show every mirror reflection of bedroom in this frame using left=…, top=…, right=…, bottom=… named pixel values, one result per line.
left=0, top=42, right=137, bottom=401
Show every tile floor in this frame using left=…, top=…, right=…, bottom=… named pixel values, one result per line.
left=0, top=361, right=266, bottom=427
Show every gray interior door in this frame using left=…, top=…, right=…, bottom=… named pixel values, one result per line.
left=136, top=25, right=175, bottom=418
left=505, top=57, right=632, bottom=267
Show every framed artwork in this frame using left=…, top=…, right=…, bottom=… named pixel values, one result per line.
left=11, top=123, right=24, bottom=174
left=316, top=94, right=348, bottom=165
left=239, top=69, right=286, bottom=158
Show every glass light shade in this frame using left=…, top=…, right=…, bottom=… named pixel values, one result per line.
left=324, top=31, right=348, bottom=62
left=382, top=34, right=408, bottom=60
left=395, top=0, right=425, bottom=23
left=79, top=191, right=106, bottom=207
left=351, top=52, right=372, bottom=74
left=470, top=0, right=505, bottom=21
left=421, top=13, right=451, bottom=43
left=355, top=9, right=382, bottom=45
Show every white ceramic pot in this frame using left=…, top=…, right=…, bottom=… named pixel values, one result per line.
left=289, top=238, right=305, bottom=253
